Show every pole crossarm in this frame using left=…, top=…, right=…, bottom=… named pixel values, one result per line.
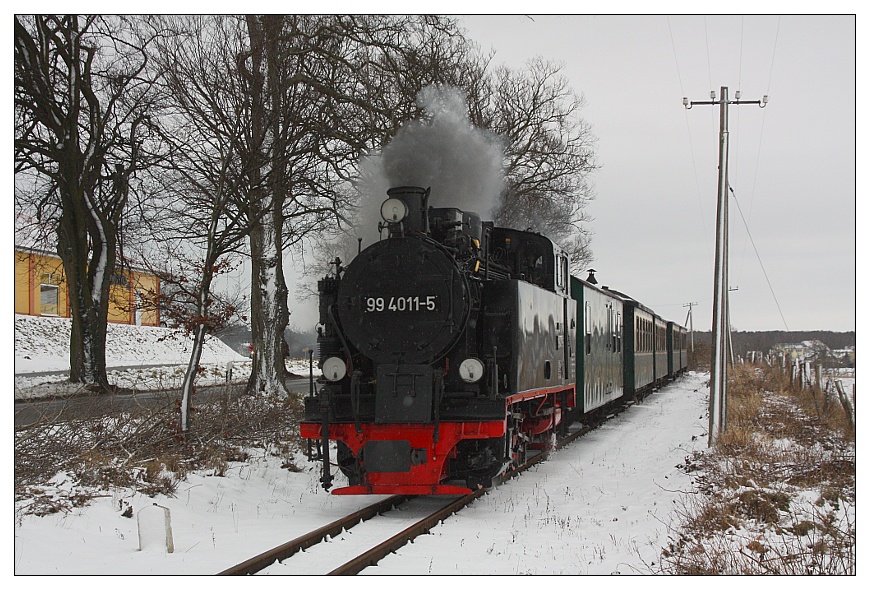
left=683, top=94, right=768, bottom=109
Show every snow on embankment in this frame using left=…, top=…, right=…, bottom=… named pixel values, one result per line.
left=14, top=314, right=246, bottom=374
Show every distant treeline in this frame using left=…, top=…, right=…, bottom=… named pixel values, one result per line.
left=216, top=326, right=855, bottom=363
left=216, top=324, right=316, bottom=359
left=691, top=331, right=856, bottom=358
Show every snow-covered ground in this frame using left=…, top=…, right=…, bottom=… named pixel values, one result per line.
left=13, top=313, right=711, bottom=575
left=14, top=314, right=317, bottom=399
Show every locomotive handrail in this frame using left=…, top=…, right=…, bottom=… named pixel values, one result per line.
left=327, top=304, right=353, bottom=375
left=318, top=383, right=333, bottom=491
left=350, top=370, right=362, bottom=434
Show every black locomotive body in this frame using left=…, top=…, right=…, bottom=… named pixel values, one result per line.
left=300, top=186, right=687, bottom=495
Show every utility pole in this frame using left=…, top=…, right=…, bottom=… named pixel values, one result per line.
left=683, top=87, right=767, bottom=447
left=683, top=302, right=697, bottom=352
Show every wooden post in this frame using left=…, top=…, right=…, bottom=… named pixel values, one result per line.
left=835, top=380, right=856, bottom=436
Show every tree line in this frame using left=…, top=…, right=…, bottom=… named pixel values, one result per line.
left=693, top=331, right=856, bottom=360
left=14, top=15, right=598, bottom=432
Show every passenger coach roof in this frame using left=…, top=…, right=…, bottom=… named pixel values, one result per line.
left=596, top=286, right=658, bottom=316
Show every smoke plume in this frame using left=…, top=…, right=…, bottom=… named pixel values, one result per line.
left=352, top=85, right=504, bottom=248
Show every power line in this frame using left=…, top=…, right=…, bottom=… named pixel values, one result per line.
left=729, top=186, right=790, bottom=331
left=734, top=104, right=769, bottom=288
left=666, top=17, right=686, bottom=97
left=703, top=17, right=716, bottom=130
left=735, top=17, right=779, bottom=289
left=738, top=16, right=744, bottom=90
left=667, top=17, right=710, bottom=240
left=766, top=16, right=782, bottom=94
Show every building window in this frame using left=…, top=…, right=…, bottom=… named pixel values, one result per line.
left=110, top=273, right=129, bottom=287
left=39, top=272, right=61, bottom=316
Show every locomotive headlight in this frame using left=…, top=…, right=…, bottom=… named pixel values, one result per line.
left=458, top=358, right=485, bottom=383
left=380, top=198, right=408, bottom=223
left=322, top=357, right=347, bottom=382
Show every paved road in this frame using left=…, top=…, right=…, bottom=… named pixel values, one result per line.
left=16, top=363, right=190, bottom=379
left=14, top=378, right=314, bottom=429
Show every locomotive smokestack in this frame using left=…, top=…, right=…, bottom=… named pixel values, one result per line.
left=384, top=186, right=430, bottom=235
left=354, top=85, right=504, bottom=251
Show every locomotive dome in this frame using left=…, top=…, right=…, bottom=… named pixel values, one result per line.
left=336, top=235, right=471, bottom=365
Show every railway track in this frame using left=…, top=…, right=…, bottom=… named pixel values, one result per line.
left=218, top=403, right=627, bottom=576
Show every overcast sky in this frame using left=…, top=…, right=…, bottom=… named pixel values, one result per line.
left=456, top=14, right=856, bottom=333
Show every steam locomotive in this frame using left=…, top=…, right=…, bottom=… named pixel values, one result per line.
left=300, top=186, right=688, bottom=495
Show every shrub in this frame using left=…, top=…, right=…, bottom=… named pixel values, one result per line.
left=660, top=363, right=855, bottom=575
left=14, top=384, right=306, bottom=515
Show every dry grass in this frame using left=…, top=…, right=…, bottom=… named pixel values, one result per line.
left=14, top=386, right=306, bottom=516
left=660, top=364, right=856, bottom=574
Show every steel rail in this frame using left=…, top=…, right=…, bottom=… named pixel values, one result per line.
left=217, top=494, right=406, bottom=575
left=326, top=416, right=612, bottom=575
left=219, top=400, right=631, bottom=576
left=327, top=489, right=485, bottom=575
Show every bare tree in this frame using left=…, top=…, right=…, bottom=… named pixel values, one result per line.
left=305, top=51, right=597, bottom=279
left=482, top=58, right=597, bottom=270
left=14, top=15, right=164, bottom=389
left=238, top=15, right=293, bottom=397
left=238, top=15, right=475, bottom=396
left=291, top=17, right=492, bottom=309
left=144, top=16, right=273, bottom=431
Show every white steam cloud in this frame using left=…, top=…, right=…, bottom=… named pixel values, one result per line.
left=352, top=84, right=504, bottom=248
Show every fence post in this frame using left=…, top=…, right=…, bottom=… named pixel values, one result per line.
left=799, top=361, right=804, bottom=389
left=835, top=380, right=856, bottom=436
left=138, top=503, right=175, bottom=553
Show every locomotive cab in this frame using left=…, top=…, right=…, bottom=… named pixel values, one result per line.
left=488, top=227, right=565, bottom=293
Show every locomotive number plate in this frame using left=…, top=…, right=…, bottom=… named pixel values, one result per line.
left=363, top=295, right=439, bottom=312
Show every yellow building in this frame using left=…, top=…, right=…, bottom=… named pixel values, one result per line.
left=14, top=246, right=161, bottom=326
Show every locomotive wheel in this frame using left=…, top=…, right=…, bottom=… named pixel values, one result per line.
left=459, top=438, right=505, bottom=490
left=464, top=425, right=527, bottom=490
left=506, top=417, right=528, bottom=469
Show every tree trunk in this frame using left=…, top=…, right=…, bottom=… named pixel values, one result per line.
left=178, top=269, right=215, bottom=433
left=57, top=185, right=113, bottom=391
left=15, top=16, right=135, bottom=393
left=244, top=15, right=290, bottom=397
left=247, top=219, right=290, bottom=397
